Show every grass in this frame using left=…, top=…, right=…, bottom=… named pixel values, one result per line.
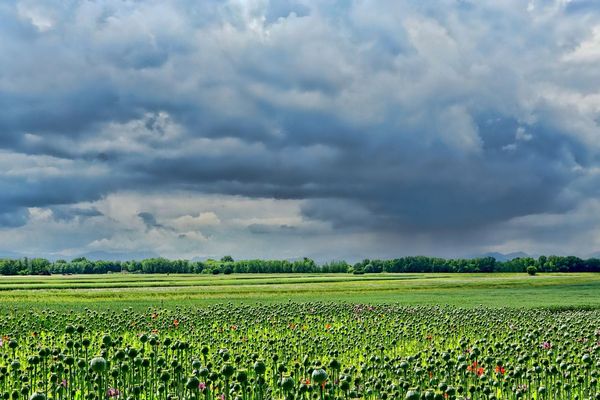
left=0, top=272, right=599, bottom=310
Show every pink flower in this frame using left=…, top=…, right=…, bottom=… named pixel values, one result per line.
left=61, top=379, right=68, bottom=388
left=107, top=388, right=120, bottom=398
left=541, top=341, right=552, bottom=350
left=198, top=382, right=206, bottom=391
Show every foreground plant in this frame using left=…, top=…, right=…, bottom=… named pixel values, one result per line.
left=0, top=304, right=597, bottom=400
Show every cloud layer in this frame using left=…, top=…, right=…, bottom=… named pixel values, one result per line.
left=1, top=0, right=600, bottom=260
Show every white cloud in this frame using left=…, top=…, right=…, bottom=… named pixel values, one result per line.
left=17, top=1, right=56, bottom=32
left=563, top=25, right=600, bottom=63
left=171, top=212, right=221, bottom=230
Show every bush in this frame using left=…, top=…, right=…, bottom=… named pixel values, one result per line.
left=527, top=266, right=537, bottom=276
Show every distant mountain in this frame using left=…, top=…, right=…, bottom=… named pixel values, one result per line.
left=76, top=250, right=160, bottom=261
left=476, top=252, right=531, bottom=261
left=587, top=251, right=600, bottom=259
left=0, top=250, right=26, bottom=259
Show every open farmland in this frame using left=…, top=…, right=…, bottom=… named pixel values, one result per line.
left=0, top=301, right=599, bottom=400
left=0, top=273, right=598, bottom=310
left=0, top=273, right=599, bottom=399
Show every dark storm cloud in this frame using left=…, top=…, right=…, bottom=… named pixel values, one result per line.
left=0, top=152, right=126, bottom=225
left=247, top=224, right=298, bottom=235
left=50, top=206, right=103, bottom=222
left=0, top=209, right=29, bottom=228
left=137, top=212, right=165, bottom=231
left=1, top=0, right=600, bottom=257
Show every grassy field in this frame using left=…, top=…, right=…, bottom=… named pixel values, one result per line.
left=0, top=272, right=598, bottom=310
left=1, top=274, right=599, bottom=399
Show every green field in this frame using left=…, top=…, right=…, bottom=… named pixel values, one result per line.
left=1, top=273, right=599, bottom=400
left=0, top=272, right=598, bottom=310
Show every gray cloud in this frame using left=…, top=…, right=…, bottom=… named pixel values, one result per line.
left=247, top=223, right=299, bottom=235
left=50, top=206, right=103, bottom=222
left=1, top=0, right=600, bottom=258
left=137, top=212, right=166, bottom=231
left=0, top=209, right=29, bottom=228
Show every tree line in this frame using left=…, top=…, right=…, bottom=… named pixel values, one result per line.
left=0, top=254, right=599, bottom=275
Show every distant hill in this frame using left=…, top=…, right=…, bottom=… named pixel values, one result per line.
left=587, top=251, right=600, bottom=259
left=77, top=250, right=160, bottom=261
left=477, top=252, right=531, bottom=261
left=0, top=250, right=26, bottom=259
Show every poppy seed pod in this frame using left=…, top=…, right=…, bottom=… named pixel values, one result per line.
left=236, top=370, right=248, bottom=384
left=220, top=363, right=235, bottom=378
left=253, top=360, right=266, bottom=375
left=405, top=389, right=420, bottom=400
left=185, top=376, right=199, bottom=390
left=90, top=357, right=107, bottom=373
left=311, top=369, right=327, bottom=385
left=280, top=376, right=294, bottom=391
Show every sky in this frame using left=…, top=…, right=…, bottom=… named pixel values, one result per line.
left=1, top=0, right=600, bottom=262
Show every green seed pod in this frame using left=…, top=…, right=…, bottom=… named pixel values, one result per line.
left=102, top=335, right=112, bottom=346
left=311, top=369, right=328, bottom=385
left=281, top=376, right=294, bottom=391
left=236, top=370, right=248, bottom=384
left=328, top=359, right=340, bottom=371
left=582, top=354, right=592, bottom=364
left=186, top=376, right=200, bottom=390
left=254, top=360, right=266, bottom=375
left=160, top=371, right=170, bottom=382
left=89, top=357, right=107, bottom=373
left=340, top=380, right=350, bottom=391
left=221, top=363, right=235, bottom=378
left=538, top=386, right=546, bottom=395
left=303, top=355, right=310, bottom=367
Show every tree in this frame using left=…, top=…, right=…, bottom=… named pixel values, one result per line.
left=30, top=258, right=51, bottom=275
left=527, top=266, right=537, bottom=276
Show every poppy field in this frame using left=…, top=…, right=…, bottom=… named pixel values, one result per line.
left=0, top=305, right=599, bottom=399
left=0, top=274, right=598, bottom=400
